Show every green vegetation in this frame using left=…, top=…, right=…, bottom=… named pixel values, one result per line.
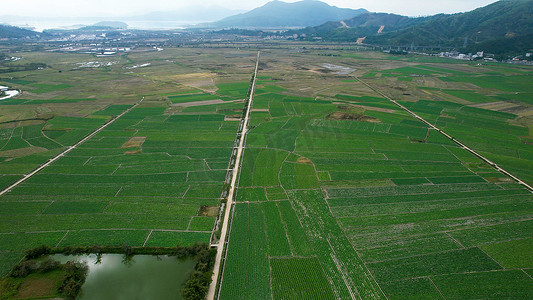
left=0, top=243, right=215, bottom=300
left=216, top=82, right=250, bottom=99
left=270, top=258, right=336, bottom=300
left=295, top=0, right=533, bottom=56
left=29, top=84, right=72, bottom=94
left=481, top=238, right=533, bottom=268
left=1, top=251, right=88, bottom=300
left=220, top=48, right=533, bottom=299
left=0, top=48, right=258, bottom=280
left=1, top=47, right=532, bottom=299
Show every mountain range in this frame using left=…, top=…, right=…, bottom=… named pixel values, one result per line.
left=1, top=0, right=531, bottom=56
left=295, top=0, right=533, bottom=55
left=212, top=0, right=367, bottom=28
left=0, top=24, right=41, bottom=38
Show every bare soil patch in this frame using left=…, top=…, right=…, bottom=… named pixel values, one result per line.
left=171, top=73, right=217, bottom=92
left=0, top=146, right=47, bottom=158
left=356, top=37, right=366, bottom=44
left=171, top=99, right=230, bottom=108
left=327, top=111, right=380, bottom=123
left=224, top=116, right=241, bottom=121
left=471, top=101, right=533, bottom=116
left=15, top=271, right=63, bottom=299
left=125, top=150, right=141, bottom=155
left=199, top=206, right=219, bottom=217
left=315, top=68, right=334, bottom=74
left=297, top=157, right=312, bottom=164
left=471, top=101, right=517, bottom=110
left=121, top=136, right=146, bottom=148
left=334, top=102, right=396, bottom=114
left=485, top=177, right=513, bottom=183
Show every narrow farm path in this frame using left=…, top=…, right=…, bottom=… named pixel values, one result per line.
left=207, top=52, right=261, bottom=300
left=0, top=97, right=144, bottom=197
left=356, top=77, right=533, bottom=193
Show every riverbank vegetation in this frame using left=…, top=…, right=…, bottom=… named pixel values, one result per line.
left=0, top=249, right=87, bottom=300
left=0, top=243, right=215, bottom=300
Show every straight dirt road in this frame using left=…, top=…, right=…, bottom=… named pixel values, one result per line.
left=0, top=97, right=144, bottom=197
left=207, top=52, right=260, bottom=300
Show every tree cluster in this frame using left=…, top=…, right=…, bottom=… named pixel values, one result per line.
left=58, top=261, right=89, bottom=300
left=182, top=247, right=217, bottom=300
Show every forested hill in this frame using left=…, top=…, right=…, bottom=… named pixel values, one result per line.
left=0, top=24, right=41, bottom=38
left=295, top=0, right=533, bottom=55
left=213, top=0, right=368, bottom=28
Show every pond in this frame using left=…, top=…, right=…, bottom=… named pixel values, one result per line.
left=50, top=254, right=195, bottom=300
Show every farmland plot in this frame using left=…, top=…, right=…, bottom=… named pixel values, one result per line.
left=3, top=111, right=232, bottom=219
left=220, top=50, right=532, bottom=299
left=0, top=104, right=237, bottom=275
left=0, top=48, right=263, bottom=276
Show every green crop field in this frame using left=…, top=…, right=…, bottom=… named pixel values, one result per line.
left=219, top=48, right=533, bottom=299
left=0, top=48, right=261, bottom=276
left=0, top=46, right=531, bottom=298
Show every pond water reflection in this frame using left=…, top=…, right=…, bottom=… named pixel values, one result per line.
left=50, top=254, right=195, bottom=300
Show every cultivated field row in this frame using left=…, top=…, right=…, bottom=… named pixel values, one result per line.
left=218, top=50, right=533, bottom=299
left=0, top=49, right=264, bottom=276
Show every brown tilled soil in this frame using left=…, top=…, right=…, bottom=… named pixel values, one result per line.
left=297, top=157, right=312, bottom=164
left=199, top=206, right=219, bottom=217
left=224, top=114, right=242, bottom=121
left=333, top=102, right=396, bottom=114
left=125, top=150, right=141, bottom=155
left=121, top=136, right=146, bottom=148
left=327, top=111, right=380, bottom=123
left=485, top=177, right=513, bottom=183
left=15, top=270, right=64, bottom=299
left=0, top=146, right=48, bottom=158
left=171, top=99, right=224, bottom=107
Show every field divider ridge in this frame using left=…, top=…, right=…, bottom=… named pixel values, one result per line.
left=0, top=97, right=144, bottom=197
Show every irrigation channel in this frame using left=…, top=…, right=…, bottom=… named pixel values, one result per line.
left=207, top=52, right=261, bottom=300
left=356, top=77, right=533, bottom=193
left=0, top=97, right=144, bottom=197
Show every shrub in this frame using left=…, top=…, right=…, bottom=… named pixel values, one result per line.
left=181, top=247, right=216, bottom=300
left=25, top=245, right=51, bottom=259
left=39, top=259, right=61, bottom=273
left=10, top=260, right=38, bottom=278
left=58, top=261, right=88, bottom=300
left=9, top=258, right=60, bottom=278
left=121, top=244, right=133, bottom=256
left=182, top=271, right=211, bottom=300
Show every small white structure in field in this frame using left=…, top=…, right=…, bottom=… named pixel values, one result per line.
left=0, top=86, right=9, bottom=92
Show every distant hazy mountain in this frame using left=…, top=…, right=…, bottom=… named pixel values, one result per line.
left=0, top=5, right=242, bottom=31
left=212, top=0, right=368, bottom=28
left=89, top=21, right=128, bottom=29
left=128, top=5, right=245, bottom=23
left=296, top=0, right=533, bottom=55
left=77, top=21, right=128, bottom=31
left=0, top=24, right=41, bottom=38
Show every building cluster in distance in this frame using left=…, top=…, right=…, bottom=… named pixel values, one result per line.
left=439, top=51, right=533, bottom=64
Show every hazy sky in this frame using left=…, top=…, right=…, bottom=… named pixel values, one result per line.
left=4, top=0, right=499, bottom=17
